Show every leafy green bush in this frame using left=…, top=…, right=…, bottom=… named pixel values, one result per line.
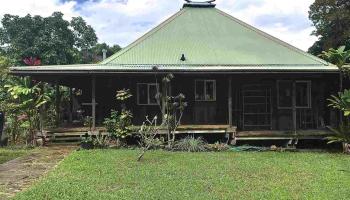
left=103, top=110, right=133, bottom=139
left=174, top=136, right=207, bottom=152
left=103, top=89, right=133, bottom=140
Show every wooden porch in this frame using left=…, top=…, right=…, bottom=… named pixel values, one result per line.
left=42, top=125, right=333, bottom=144
left=43, top=125, right=236, bottom=144
left=30, top=73, right=338, bottom=146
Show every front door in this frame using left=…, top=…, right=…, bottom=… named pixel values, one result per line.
left=242, top=85, right=272, bottom=130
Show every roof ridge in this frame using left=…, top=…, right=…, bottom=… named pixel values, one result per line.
left=213, top=8, right=330, bottom=66
left=101, top=8, right=188, bottom=65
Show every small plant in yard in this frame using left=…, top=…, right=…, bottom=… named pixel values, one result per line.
left=103, top=89, right=133, bottom=145
left=206, top=142, right=230, bottom=152
left=174, top=136, right=207, bottom=152
left=92, top=132, right=110, bottom=149
left=103, top=110, right=133, bottom=141
left=137, top=116, right=163, bottom=161
left=81, top=133, right=93, bottom=150
left=327, top=125, right=350, bottom=153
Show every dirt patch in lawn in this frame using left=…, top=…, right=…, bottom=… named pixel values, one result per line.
left=0, top=146, right=76, bottom=199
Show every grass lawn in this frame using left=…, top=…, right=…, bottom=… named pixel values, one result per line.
left=0, top=148, right=30, bottom=164
left=14, top=150, right=350, bottom=200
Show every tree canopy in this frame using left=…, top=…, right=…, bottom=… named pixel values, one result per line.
left=308, top=0, right=350, bottom=55
left=0, top=12, right=98, bottom=65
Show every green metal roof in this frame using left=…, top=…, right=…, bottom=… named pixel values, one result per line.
left=10, top=5, right=338, bottom=73
left=101, top=6, right=331, bottom=67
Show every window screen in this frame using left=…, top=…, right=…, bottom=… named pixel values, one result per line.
left=278, top=81, right=293, bottom=108
left=195, top=80, right=205, bottom=101
left=296, top=81, right=311, bottom=108
left=148, top=84, right=158, bottom=105
left=206, top=81, right=215, bottom=101
left=137, top=84, right=148, bottom=105
left=137, top=83, right=158, bottom=105
left=195, top=80, right=216, bottom=101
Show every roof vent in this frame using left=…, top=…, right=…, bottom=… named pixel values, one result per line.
left=183, top=0, right=216, bottom=8
left=180, top=54, right=186, bottom=61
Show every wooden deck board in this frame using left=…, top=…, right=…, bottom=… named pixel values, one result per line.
left=47, top=125, right=233, bottom=133
left=236, top=129, right=333, bottom=139
left=45, top=126, right=332, bottom=142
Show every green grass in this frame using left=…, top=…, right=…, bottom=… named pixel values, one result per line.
left=14, top=150, right=350, bottom=200
left=0, top=148, right=30, bottom=164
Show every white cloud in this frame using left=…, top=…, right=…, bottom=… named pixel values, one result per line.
left=0, top=0, right=317, bottom=51
left=216, top=0, right=317, bottom=51
left=0, top=0, right=78, bottom=20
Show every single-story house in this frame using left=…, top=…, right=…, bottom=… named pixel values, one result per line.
left=10, top=0, right=339, bottom=142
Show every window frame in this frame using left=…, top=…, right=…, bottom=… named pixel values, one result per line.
left=195, top=79, right=216, bottom=102
left=295, top=80, right=312, bottom=109
left=137, top=83, right=159, bottom=106
left=277, top=80, right=312, bottom=109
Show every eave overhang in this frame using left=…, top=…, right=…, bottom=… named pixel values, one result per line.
left=9, top=64, right=339, bottom=75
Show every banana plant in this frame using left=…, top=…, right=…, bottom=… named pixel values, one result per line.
left=4, top=77, right=51, bottom=144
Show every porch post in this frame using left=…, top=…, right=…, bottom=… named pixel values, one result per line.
left=55, top=81, right=60, bottom=127
left=292, top=81, right=297, bottom=134
left=228, top=77, right=233, bottom=127
left=68, top=87, right=73, bottom=123
left=91, top=76, right=96, bottom=130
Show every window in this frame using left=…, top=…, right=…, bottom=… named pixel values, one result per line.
left=277, top=80, right=293, bottom=108
left=137, top=83, right=159, bottom=105
left=296, top=81, right=311, bottom=108
left=277, top=80, right=312, bottom=109
left=195, top=80, right=216, bottom=101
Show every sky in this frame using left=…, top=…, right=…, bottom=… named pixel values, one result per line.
left=0, top=0, right=317, bottom=51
